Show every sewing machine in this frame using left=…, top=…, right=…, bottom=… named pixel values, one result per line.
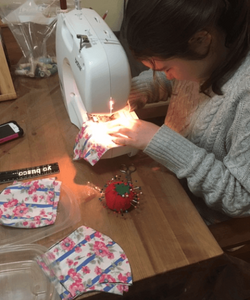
left=56, top=4, right=138, bottom=158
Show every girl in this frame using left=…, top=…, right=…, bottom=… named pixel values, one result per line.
left=108, top=0, right=250, bottom=224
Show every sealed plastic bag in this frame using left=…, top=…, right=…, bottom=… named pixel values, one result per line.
left=0, top=0, right=59, bottom=78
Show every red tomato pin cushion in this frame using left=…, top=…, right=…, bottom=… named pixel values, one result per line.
left=104, top=181, right=134, bottom=212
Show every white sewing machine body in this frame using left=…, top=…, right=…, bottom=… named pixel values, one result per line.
left=56, top=7, right=138, bottom=158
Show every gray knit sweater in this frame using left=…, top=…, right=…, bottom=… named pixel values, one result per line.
left=130, top=53, right=250, bottom=222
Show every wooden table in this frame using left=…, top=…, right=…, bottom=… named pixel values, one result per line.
left=0, top=28, right=228, bottom=300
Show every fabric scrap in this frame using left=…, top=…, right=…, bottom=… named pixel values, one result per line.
left=36, top=225, right=132, bottom=299
left=0, top=178, right=61, bottom=228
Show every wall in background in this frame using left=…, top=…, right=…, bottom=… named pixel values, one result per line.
left=81, top=0, right=124, bottom=31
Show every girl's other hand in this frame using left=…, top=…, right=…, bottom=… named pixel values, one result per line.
left=107, top=119, right=159, bottom=150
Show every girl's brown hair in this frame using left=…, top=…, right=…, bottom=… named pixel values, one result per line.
left=124, top=0, right=250, bottom=95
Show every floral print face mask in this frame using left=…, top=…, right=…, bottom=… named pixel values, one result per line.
left=73, top=120, right=116, bottom=166
left=73, top=109, right=138, bottom=166
left=0, top=178, right=61, bottom=228
left=36, top=226, right=132, bottom=299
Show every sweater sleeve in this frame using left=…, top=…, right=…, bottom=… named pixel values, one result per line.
left=128, top=69, right=172, bottom=111
left=144, top=90, right=250, bottom=218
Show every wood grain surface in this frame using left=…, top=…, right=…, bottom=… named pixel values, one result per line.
left=0, top=28, right=16, bottom=101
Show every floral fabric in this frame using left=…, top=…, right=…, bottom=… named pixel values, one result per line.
left=36, top=225, right=132, bottom=299
left=73, top=121, right=116, bottom=166
left=73, top=109, right=138, bottom=166
left=0, top=178, right=61, bottom=228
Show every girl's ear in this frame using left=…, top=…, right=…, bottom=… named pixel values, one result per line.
left=188, top=30, right=212, bottom=55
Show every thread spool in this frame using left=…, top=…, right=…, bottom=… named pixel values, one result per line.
left=60, top=0, right=67, bottom=10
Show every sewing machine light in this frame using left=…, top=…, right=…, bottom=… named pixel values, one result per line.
left=109, top=98, right=114, bottom=115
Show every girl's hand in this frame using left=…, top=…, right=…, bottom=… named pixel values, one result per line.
left=107, top=119, right=159, bottom=150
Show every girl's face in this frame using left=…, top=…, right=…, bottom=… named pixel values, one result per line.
left=142, top=29, right=228, bottom=82
left=142, top=57, right=214, bottom=82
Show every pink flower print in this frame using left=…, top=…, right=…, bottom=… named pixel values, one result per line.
left=32, top=181, right=40, bottom=190
left=48, top=191, right=55, bottom=197
left=93, top=241, right=109, bottom=258
left=99, top=274, right=116, bottom=284
left=46, top=252, right=56, bottom=261
left=94, top=231, right=102, bottom=238
left=68, top=268, right=77, bottom=277
left=32, top=194, right=38, bottom=202
left=68, top=269, right=82, bottom=282
left=39, top=209, right=47, bottom=216
left=13, top=203, right=29, bottom=217
left=29, top=222, right=36, bottom=228
left=66, top=258, right=74, bottom=266
left=34, top=215, right=41, bottom=225
left=37, top=260, right=50, bottom=272
left=83, top=132, right=90, bottom=140
left=107, top=252, right=114, bottom=260
left=0, top=208, right=3, bottom=218
left=78, top=130, right=83, bottom=140
left=81, top=149, right=87, bottom=158
left=68, top=281, right=85, bottom=296
left=53, top=181, right=59, bottom=187
left=28, top=186, right=37, bottom=195
left=94, top=266, right=103, bottom=275
left=117, top=284, right=129, bottom=292
left=46, top=192, right=55, bottom=205
left=52, top=201, right=59, bottom=209
left=30, top=188, right=37, bottom=195
left=120, top=253, right=127, bottom=260
left=95, top=145, right=106, bottom=157
left=118, top=273, right=128, bottom=283
left=75, top=246, right=82, bottom=253
left=3, top=189, right=11, bottom=195
left=44, top=219, right=54, bottom=225
left=61, top=237, right=76, bottom=251
left=3, top=198, right=18, bottom=208
left=85, top=235, right=91, bottom=242
left=77, top=127, right=86, bottom=140
left=82, top=266, right=90, bottom=274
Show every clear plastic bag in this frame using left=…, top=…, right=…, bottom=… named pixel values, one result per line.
left=0, top=1, right=59, bottom=78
